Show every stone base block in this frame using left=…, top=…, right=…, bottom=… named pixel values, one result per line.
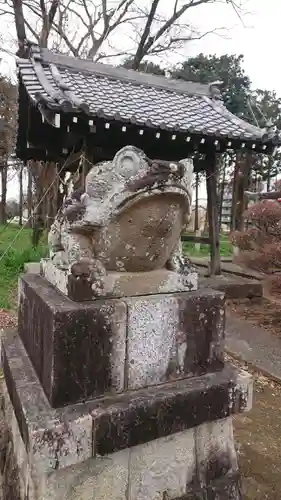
left=41, top=258, right=198, bottom=301
left=18, top=274, right=225, bottom=407
left=0, top=333, right=252, bottom=499
left=0, top=380, right=242, bottom=500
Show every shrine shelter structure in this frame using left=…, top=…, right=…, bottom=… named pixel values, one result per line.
left=16, top=45, right=279, bottom=274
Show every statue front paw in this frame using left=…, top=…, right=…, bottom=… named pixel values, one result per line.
left=166, top=254, right=195, bottom=275
left=70, top=258, right=106, bottom=297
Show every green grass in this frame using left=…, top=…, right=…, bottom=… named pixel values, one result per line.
left=0, top=224, right=47, bottom=309
left=183, top=235, right=233, bottom=258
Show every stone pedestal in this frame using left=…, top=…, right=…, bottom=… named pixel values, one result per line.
left=18, top=274, right=224, bottom=407
left=41, top=259, right=198, bottom=301
left=1, top=274, right=253, bottom=500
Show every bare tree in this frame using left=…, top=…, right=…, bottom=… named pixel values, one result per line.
left=0, top=0, right=61, bottom=55
left=0, top=0, right=246, bottom=67
left=0, top=78, right=17, bottom=225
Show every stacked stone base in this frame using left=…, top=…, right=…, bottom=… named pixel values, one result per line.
left=1, top=328, right=252, bottom=500
left=1, top=381, right=243, bottom=500
left=1, top=274, right=253, bottom=499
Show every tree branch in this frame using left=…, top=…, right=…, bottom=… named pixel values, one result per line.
left=24, top=16, right=40, bottom=42
left=95, top=49, right=131, bottom=62
left=3, top=0, right=247, bottom=69
left=48, top=0, right=60, bottom=27
left=102, top=0, right=109, bottom=30
left=131, top=0, right=160, bottom=70
left=12, top=0, right=27, bottom=56
left=142, top=0, right=214, bottom=56
left=39, top=0, right=46, bottom=18
left=40, top=0, right=61, bottom=47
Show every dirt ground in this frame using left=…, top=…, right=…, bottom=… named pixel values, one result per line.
left=230, top=356, right=281, bottom=500
left=226, top=283, right=281, bottom=497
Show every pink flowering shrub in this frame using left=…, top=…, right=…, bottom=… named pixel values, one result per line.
left=230, top=200, right=281, bottom=276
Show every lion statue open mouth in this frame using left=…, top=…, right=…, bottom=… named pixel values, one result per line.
left=47, top=145, right=195, bottom=298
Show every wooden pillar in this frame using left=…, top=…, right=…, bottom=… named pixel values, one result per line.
left=206, top=150, right=221, bottom=275
left=194, top=171, right=199, bottom=231
left=27, top=161, right=33, bottom=227
left=74, top=139, right=94, bottom=191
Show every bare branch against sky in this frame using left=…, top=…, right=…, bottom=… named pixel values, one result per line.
left=0, top=0, right=248, bottom=67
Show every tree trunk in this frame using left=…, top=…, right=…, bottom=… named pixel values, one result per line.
left=266, top=155, right=274, bottom=191
left=230, top=155, right=239, bottom=231
left=131, top=0, right=160, bottom=70
left=194, top=172, right=199, bottom=231
left=218, top=159, right=226, bottom=231
left=12, top=0, right=27, bottom=57
left=0, top=162, right=8, bottom=225
left=206, top=151, right=221, bottom=275
left=27, top=163, right=33, bottom=227
left=231, top=153, right=252, bottom=232
left=31, top=161, right=45, bottom=247
left=18, top=164, right=23, bottom=226
left=46, top=162, right=58, bottom=230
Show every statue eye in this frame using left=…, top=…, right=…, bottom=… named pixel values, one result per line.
left=121, top=156, right=138, bottom=177
left=170, top=163, right=178, bottom=173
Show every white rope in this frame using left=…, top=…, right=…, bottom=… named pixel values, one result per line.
left=0, top=150, right=80, bottom=264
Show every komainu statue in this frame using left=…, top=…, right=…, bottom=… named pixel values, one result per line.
left=44, top=146, right=197, bottom=299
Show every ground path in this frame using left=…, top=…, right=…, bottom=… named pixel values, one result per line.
left=226, top=311, right=281, bottom=382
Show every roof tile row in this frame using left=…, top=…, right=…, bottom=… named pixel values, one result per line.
left=17, top=47, right=276, bottom=144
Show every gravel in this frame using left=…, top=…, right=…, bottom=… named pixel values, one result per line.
left=0, top=310, right=17, bottom=329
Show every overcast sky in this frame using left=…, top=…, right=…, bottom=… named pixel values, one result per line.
left=185, top=0, right=281, bottom=95
left=1, top=0, right=280, bottom=200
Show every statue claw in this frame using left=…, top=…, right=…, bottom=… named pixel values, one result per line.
left=70, top=258, right=106, bottom=297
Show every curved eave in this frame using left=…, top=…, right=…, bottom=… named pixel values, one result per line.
left=17, top=52, right=280, bottom=156
left=28, top=97, right=278, bottom=153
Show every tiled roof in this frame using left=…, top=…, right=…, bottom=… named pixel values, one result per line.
left=17, top=46, right=277, bottom=145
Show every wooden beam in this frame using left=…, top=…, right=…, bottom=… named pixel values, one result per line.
left=245, top=190, right=281, bottom=201
left=206, top=151, right=221, bottom=275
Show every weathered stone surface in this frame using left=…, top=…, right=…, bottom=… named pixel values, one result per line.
left=46, top=146, right=197, bottom=299
left=92, top=368, right=253, bottom=456
left=18, top=274, right=127, bottom=407
left=24, top=261, right=40, bottom=274
left=194, top=418, right=238, bottom=485
left=42, top=259, right=198, bottom=300
left=0, top=381, right=36, bottom=500
left=125, top=288, right=225, bottom=390
left=129, top=429, right=195, bottom=500
left=206, top=472, right=242, bottom=499
left=1, top=331, right=93, bottom=478
left=0, top=380, right=242, bottom=500
left=46, top=450, right=130, bottom=500
left=1, top=327, right=253, bottom=472
left=18, top=274, right=226, bottom=405
left=167, top=472, right=242, bottom=499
